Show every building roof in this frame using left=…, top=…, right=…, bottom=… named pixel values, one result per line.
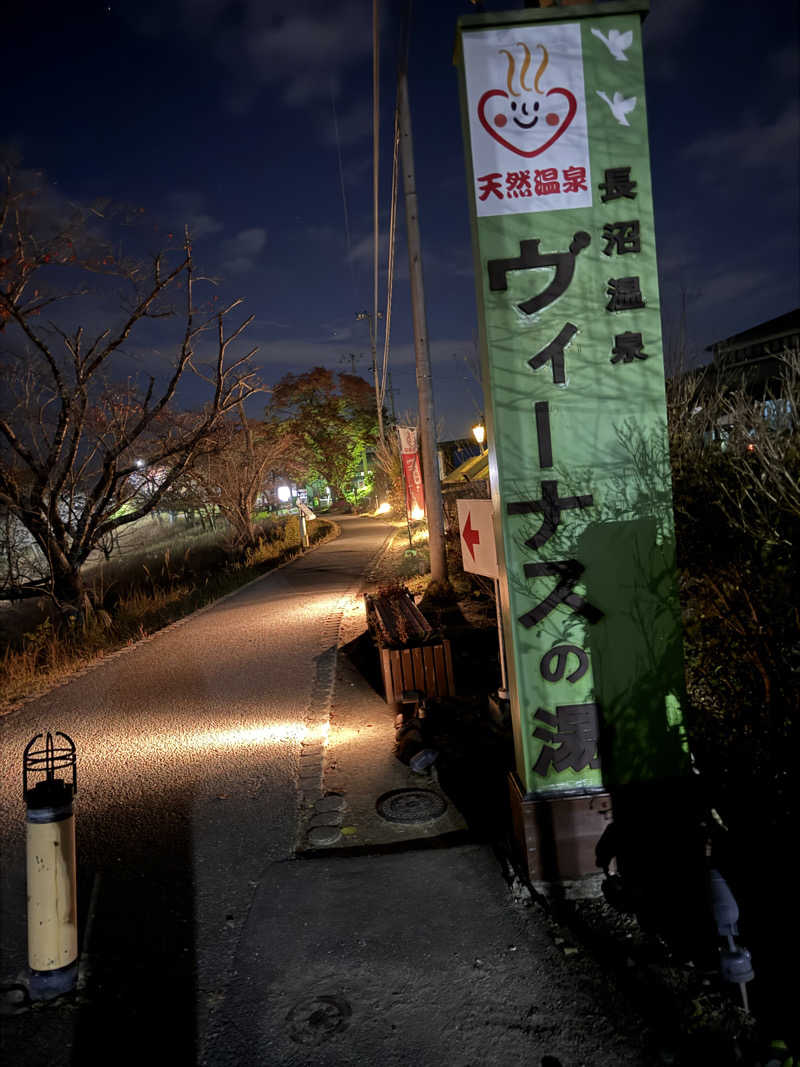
left=442, top=450, right=490, bottom=485
left=706, top=307, right=800, bottom=356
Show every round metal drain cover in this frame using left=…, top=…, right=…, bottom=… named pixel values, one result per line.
left=376, top=788, right=447, bottom=824
left=286, top=994, right=352, bottom=1046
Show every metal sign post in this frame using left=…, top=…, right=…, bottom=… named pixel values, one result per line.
left=297, top=500, right=316, bottom=548
left=456, top=497, right=509, bottom=699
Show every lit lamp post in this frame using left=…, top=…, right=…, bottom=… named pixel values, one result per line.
left=276, top=484, right=291, bottom=513
left=472, top=420, right=486, bottom=452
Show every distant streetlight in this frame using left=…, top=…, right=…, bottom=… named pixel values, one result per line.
left=472, top=421, right=486, bottom=451
left=277, top=485, right=291, bottom=503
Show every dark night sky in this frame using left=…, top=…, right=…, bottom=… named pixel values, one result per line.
left=2, top=0, right=798, bottom=438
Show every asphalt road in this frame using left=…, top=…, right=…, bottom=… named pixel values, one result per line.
left=0, top=515, right=394, bottom=1064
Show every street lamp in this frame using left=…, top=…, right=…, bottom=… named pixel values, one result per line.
left=472, top=420, right=486, bottom=452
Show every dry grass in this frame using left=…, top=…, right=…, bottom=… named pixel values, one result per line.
left=0, top=516, right=333, bottom=710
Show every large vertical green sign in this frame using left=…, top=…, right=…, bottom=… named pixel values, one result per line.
left=456, top=2, right=688, bottom=795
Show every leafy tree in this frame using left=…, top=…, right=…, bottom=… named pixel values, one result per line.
left=0, top=169, right=261, bottom=617
left=267, top=367, right=378, bottom=503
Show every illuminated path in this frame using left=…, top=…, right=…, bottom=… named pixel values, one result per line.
left=0, top=514, right=394, bottom=1062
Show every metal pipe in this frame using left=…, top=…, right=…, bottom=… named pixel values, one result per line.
left=494, top=577, right=509, bottom=698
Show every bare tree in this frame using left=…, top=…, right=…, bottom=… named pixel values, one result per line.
left=667, top=351, right=800, bottom=547
left=190, top=405, right=304, bottom=548
left=0, top=171, right=261, bottom=616
left=666, top=350, right=799, bottom=710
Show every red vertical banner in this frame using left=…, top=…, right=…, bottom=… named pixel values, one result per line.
left=397, top=426, right=425, bottom=520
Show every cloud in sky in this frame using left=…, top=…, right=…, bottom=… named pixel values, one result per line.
left=247, top=330, right=474, bottom=370
left=221, top=226, right=267, bottom=274
left=346, top=230, right=412, bottom=288
left=641, top=0, right=703, bottom=77
left=693, top=267, right=774, bottom=312
left=165, top=190, right=224, bottom=241
left=186, top=213, right=225, bottom=241
left=683, top=105, right=799, bottom=169
left=125, top=2, right=372, bottom=129
left=163, top=1, right=372, bottom=114
left=164, top=195, right=224, bottom=244
left=301, top=224, right=342, bottom=245
left=347, top=232, right=389, bottom=267
left=769, top=42, right=800, bottom=83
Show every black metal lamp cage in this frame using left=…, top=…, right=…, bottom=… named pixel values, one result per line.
left=23, top=731, right=77, bottom=805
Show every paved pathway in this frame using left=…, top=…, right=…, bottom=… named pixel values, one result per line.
left=0, top=516, right=394, bottom=1063
left=1, top=516, right=659, bottom=1066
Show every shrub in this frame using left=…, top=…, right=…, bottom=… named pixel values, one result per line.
left=667, top=356, right=798, bottom=833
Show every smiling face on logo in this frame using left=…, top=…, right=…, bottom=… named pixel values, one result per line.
left=478, top=43, right=577, bottom=158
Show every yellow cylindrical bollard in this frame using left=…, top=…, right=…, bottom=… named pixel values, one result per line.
left=26, top=807, right=78, bottom=972
left=23, top=731, right=79, bottom=1001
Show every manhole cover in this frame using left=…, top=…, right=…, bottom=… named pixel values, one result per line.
left=286, top=994, right=352, bottom=1046
left=376, top=788, right=447, bottom=824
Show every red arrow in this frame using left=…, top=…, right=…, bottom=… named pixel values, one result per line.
left=462, top=512, right=481, bottom=561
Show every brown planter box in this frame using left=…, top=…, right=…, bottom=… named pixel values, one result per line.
left=365, top=591, right=456, bottom=711
left=378, top=640, right=456, bottom=711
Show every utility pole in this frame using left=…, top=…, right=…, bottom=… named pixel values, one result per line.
left=398, top=67, right=447, bottom=584
left=388, top=368, right=397, bottom=422
left=356, top=309, right=385, bottom=444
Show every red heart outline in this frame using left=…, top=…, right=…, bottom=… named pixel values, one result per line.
left=477, top=87, right=577, bottom=159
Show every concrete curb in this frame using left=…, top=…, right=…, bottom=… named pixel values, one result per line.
left=294, top=525, right=468, bottom=855
left=294, top=524, right=400, bottom=852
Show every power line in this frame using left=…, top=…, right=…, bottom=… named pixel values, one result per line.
left=329, top=80, right=359, bottom=304
left=379, top=108, right=400, bottom=418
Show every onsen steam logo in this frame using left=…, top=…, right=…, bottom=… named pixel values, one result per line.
left=478, top=42, right=576, bottom=159
left=463, top=24, right=591, bottom=217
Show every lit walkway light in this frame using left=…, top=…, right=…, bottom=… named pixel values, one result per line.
left=23, top=731, right=79, bottom=1001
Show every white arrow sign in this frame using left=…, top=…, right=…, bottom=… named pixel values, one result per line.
left=456, top=498, right=498, bottom=578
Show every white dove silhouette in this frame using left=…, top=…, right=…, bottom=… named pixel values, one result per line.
left=591, top=27, right=633, bottom=61
left=596, top=90, right=637, bottom=126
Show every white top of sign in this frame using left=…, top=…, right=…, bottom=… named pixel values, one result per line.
left=462, top=23, right=591, bottom=218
